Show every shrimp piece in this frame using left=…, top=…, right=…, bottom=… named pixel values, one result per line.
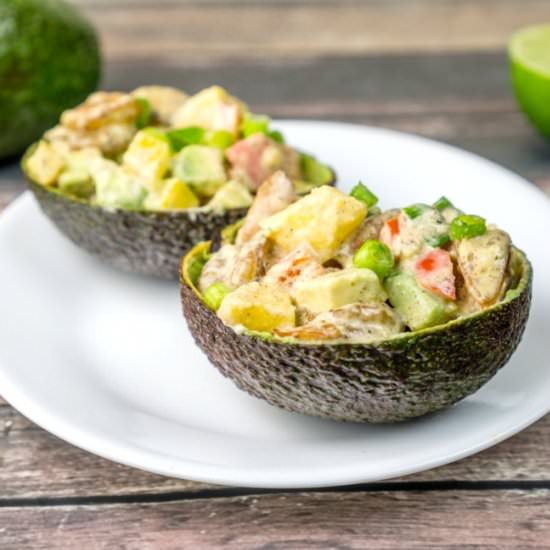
left=60, top=92, right=140, bottom=130
left=226, top=133, right=301, bottom=190
left=46, top=92, right=141, bottom=155
left=198, top=244, right=238, bottom=293
left=236, top=171, right=296, bottom=245
left=263, top=244, right=325, bottom=291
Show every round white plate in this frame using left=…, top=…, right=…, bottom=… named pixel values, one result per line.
left=1, top=121, right=549, bottom=489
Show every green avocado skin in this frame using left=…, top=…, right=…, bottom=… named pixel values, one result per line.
left=28, top=179, right=248, bottom=279
left=180, top=254, right=532, bottom=423
left=0, top=0, right=100, bottom=159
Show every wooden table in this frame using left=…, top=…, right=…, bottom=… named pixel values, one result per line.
left=2, top=1, right=550, bottom=547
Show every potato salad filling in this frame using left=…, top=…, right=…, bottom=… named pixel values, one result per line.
left=23, top=86, right=332, bottom=212
left=194, top=175, right=514, bottom=343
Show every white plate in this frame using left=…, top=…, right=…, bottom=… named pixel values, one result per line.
left=1, top=121, right=549, bottom=489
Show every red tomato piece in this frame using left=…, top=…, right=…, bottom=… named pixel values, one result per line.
left=380, top=216, right=401, bottom=253
left=415, top=248, right=456, bottom=300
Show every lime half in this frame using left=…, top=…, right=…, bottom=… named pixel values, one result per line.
left=509, top=24, right=550, bottom=138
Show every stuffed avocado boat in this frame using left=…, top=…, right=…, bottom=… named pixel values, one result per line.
left=22, top=85, right=333, bottom=278
left=180, top=175, right=532, bottom=422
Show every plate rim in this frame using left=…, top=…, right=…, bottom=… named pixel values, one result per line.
left=1, top=119, right=550, bottom=489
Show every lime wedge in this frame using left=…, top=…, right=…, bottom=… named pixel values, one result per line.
left=509, top=24, right=550, bottom=138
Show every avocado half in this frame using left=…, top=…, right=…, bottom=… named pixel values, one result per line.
left=26, top=177, right=249, bottom=279
left=25, top=152, right=335, bottom=279
left=180, top=241, right=532, bottom=423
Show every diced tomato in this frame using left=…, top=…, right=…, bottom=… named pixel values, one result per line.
left=387, top=217, right=400, bottom=236
left=415, top=248, right=456, bottom=300
left=380, top=216, right=401, bottom=254
left=226, top=134, right=272, bottom=189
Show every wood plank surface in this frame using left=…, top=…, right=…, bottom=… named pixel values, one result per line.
left=78, top=0, right=550, bottom=59
left=1, top=391, right=550, bottom=498
left=2, top=1, right=550, bottom=545
left=1, top=490, right=550, bottom=549
left=1, top=46, right=550, bottom=501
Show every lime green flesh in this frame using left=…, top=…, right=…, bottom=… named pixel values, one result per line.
left=509, top=24, right=550, bottom=138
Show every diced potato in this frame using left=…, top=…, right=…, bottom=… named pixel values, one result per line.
left=131, top=86, right=188, bottom=125
left=24, top=140, right=64, bottom=186
left=122, top=129, right=172, bottom=185
left=456, top=229, right=511, bottom=306
left=260, top=186, right=367, bottom=262
left=294, top=267, right=386, bottom=314
left=144, top=178, right=199, bottom=211
left=207, top=180, right=253, bottom=211
left=217, top=282, right=295, bottom=332
left=171, top=86, right=246, bottom=136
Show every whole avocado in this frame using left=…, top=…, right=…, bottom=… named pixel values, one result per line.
left=0, top=0, right=100, bottom=160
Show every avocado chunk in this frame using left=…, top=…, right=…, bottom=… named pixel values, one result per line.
left=91, top=159, right=147, bottom=210
left=58, top=170, right=95, bottom=199
left=0, top=0, right=100, bottom=159
left=294, top=268, right=386, bottom=314
left=172, top=145, right=227, bottom=197
left=300, top=154, right=334, bottom=186
left=56, top=147, right=101, bottom=198
left=260, top=186, right=367, bottom=262
left=385, top=272, right=454, bottom=331
left=207, top=180, right=253, bottom=211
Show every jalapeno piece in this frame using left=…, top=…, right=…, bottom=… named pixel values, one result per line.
left=450, top=214, right=487, bottom=240
left=350, top=182, right=378, bottom=208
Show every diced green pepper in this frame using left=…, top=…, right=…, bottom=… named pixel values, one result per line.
left=135, top=97, right=152, bottom=129
left=426, top=234, right=451, bottom=248
left=205, top=130, right=234, bottom=150
left=350, top=182, right=378, bottom=208
left=433, top=196, right=453, bottom=211
left=241, top=113, right=271, bottom=138
left=403, top=203, right=430, bottom=219
left=450, top=214, right=487, bottom=240
left=300, top=154, right=333, bottom=186
left=267, top=129, right=285, bottom=143
left=352, top=240, right=394, bottom=279
left=203, top=282, right=232, bottom=311
left=167, top=127, right=206, bottom=152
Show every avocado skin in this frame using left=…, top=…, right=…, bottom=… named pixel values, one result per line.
left=180, top=249, right=532, bottom=422
left=0, top=0, right=100, bottom=159
left=28, top=178, right=247, bottom=279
